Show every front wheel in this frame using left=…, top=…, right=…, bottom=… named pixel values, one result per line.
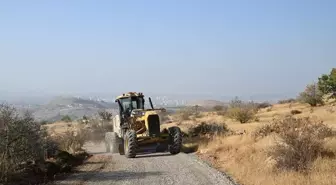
left=124, top=130, right=138, bottom=158
left=168, top=126, right=182, bottom=155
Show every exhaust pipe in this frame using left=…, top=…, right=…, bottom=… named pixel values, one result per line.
left=149, top=97, right=154, bottom=109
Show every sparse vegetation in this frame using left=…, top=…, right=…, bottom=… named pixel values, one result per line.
left=266, top=117, right=334, bottom=172
left=187, top=121, right=229, bottom=137
left=278, top=98, right=296, bottom=104
left=51, top=127, right=88, bottom=154
left=86, top=119, right=113, bottom=143
left=227, top=97, right=258, bottom=123
left=199, top=113, right=336, bottom=185
left=298, top=83, right=324, bottom=106
left=98, top=110, right=113, bottom=121
left=256, top=101, right=272, bottom=109
left=173, top=107, right=193, bottom=121
left=266, top=107, right=272, bottom=112
left=212, top=105, right=227, bottom=116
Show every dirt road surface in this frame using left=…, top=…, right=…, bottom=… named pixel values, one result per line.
left=53, top=142, right=237, bottom=185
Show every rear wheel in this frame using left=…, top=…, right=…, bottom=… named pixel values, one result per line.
left=168, top=126, right=182, bottom=155
left=124, top=130, right=137, bottom=158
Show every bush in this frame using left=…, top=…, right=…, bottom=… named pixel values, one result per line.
left=257, top=116, right=334, bottom=172
left=256, top=102, right=272, bottom=109
left=212, top=105, right=227, bottom=115
left=51, top=126, right=88, bottom=154
left=0, top=104, right=48, bottom=183
left=227, top=97, right=258, bottom=123
left=213, top=105, right=225, bottom=111
left=86, top=119, right=113, bottom=143
left=61, top=115, right=72, bottom=122
left=98, top=110, right=112, bottom=121
left=298, top=83, right=324, bottom=107
left=187, top=122, right=229, bottom=137
left=278, top=98, right=296, bottom=104
left=290, top=109, right=302, bottom=115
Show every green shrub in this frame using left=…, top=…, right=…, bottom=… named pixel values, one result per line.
left=61, top=115, right=72, bottom=122
left=318, top=68, right=336, bottom=99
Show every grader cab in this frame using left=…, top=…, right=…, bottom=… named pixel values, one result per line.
left=104, top=92, right=182, bottom=158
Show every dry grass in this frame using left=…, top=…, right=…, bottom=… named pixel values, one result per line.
left=198, top=133, right=336, bottom=185
left=45, top=119, right=113, bottom=154
left=194, top=101, right=336, bottom=185
left=166, top=100, right=336, bottom=185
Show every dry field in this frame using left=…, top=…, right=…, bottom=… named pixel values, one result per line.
left=166, top=101, right=336, bottom=185
left=45, top=101, right=336, bottom=185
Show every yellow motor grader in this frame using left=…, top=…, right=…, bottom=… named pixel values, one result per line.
left=104, top=92, right=182, bottom=158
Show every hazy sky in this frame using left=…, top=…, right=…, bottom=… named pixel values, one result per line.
left=0, top=0, right=335, bottom=98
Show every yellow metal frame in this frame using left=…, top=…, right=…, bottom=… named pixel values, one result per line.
left=115, top=92, right=144, bottom=101
left=115, top=92, right=169, bottom=145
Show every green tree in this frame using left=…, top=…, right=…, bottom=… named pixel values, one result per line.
left=298, top=83, right=324, bottom=107
left=61, top=115, right=72, bottom=122
left=318, top=68, right=336, bottom=99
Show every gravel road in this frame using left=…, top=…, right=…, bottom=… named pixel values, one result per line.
left=54, top=142, right=237, bottom=185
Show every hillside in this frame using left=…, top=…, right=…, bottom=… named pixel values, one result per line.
left=186, top=99, right=227, bottom=107
left=27, top=96, right=118, bottom=121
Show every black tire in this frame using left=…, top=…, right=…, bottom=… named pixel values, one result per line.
left=105, top=132, right=119, bottom=153
left=168, top=126, right=182, bottom=155
left=124, top=130, right=137, bottom=158
left=118, top=142, right=125, bottom=155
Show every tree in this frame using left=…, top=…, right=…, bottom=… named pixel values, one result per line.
left=61, top=115, right=72, bottom=122
left=98, top=110, right=112, bottom=121
left=227, top=97, right=258, bottom=123
left=298, top=83, right=324, bottom=106
left=318, top=68, right=336, bottom=99
left=0, top=104, right=48, bottom=182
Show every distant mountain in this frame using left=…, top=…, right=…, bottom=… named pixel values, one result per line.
left=186, top=99, right=227, bottom=107
left=47, top=96, right=118, bottom=109
left=14, top=96, right=119, bottom=122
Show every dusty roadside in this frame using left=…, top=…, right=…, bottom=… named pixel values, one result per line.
left=50, top=142, right=238, bottom=185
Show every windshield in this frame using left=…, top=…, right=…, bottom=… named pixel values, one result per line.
left=119, top=96, right=144, bottom=111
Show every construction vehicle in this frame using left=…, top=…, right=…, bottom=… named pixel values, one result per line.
left=104, top=92, right=182, bottom=158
